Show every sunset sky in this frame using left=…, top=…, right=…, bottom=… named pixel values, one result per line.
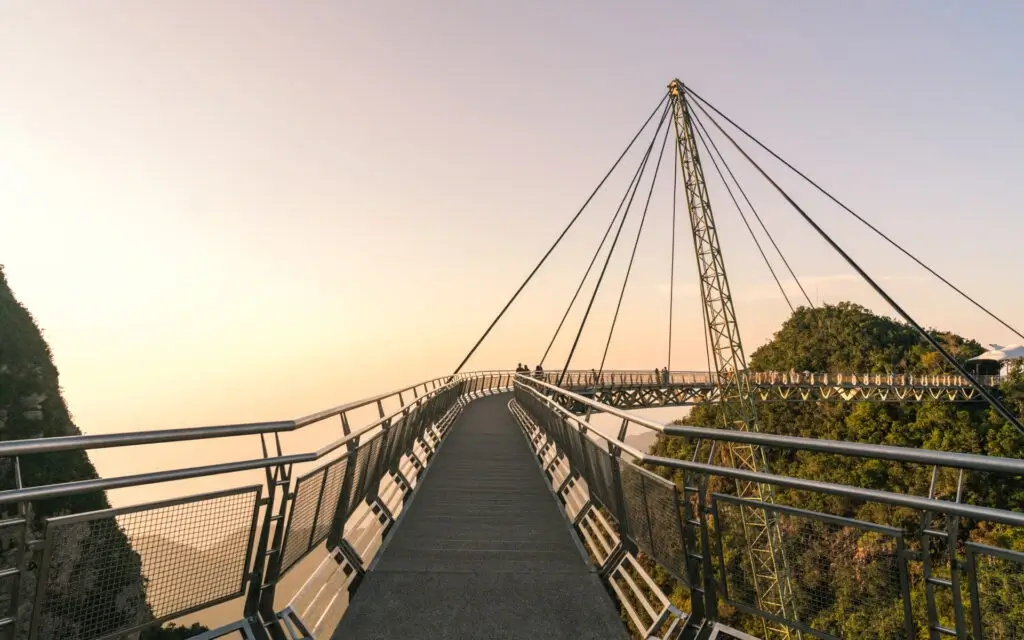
left=2, top=0, right=1023, bottom=479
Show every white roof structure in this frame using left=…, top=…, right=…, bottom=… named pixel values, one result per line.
left=968, top=344, right=1024, bottom=362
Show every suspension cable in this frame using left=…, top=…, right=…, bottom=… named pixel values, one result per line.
left=690, top=106, right=813, bottom=309
left=689, top=107, right=796, bottom=312
left=556, top=104, right=671, bottom=386
left=599, top=118, right=673, bottom=374
left=451, top=93, right=669, bottom=374
left=539, top=140, right=652, bottom=367
left=685, top=86, right=1023, bottom=342
left=668, top=133, right=678, bottom=371
left=689, top=94, right=1024, bottom=437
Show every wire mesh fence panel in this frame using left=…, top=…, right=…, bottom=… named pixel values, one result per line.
left=566, top=426, right=588, bottom=476
left=280, top=467, right=326, bottom=573
left=280, top=454, right=352, bottom=573
left=359, top=434, right=385, bottom=500
left=303, top=457, right=348, bottom=565
left=343, top=443, right=368, bottom=520
left=712, top=494, right=909, bottom=639
left=378, top=417, right=404, bottom=474
left=0, top=566, right=18, bottom=633
left=618, top=462, right=688, bottom=583
left=579, top=437, right=619, bottom=522
left=397, top=412, right=419, bottom=458
left=358, top=436, right=385, bottom=503
left=620, top=462, right=653, bottom=555
left=535, top=409, right=558, bottom=449
left=414, top=399, right=440, bottom=442
left=642, top=472, right=688, bottom=585
left=33, top=486, right=260, bottom=640
left=712, top=495, right=765, bottom=617
left=545, top=416, right=567, bottom=458
left=967, top=542, right=1024, bottom=640
left=396, top=407, right=420, bottom=459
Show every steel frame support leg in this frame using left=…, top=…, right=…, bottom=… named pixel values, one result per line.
left=373, top=497, right=395, bottom=525
left=393, top=468, right=415, bottom=503
left=408, top=450, right=426, bottom=475
left=336, top=536, right=366, bottom=594
left=277, top=607, right=313, bottom=640
left=646, top=604, right=688, bottom=640
left=545, top=453, right=562, bottom=475
left=571, top=498, right=593, bottom=527
left=598, top=542, right=628, bottom=581
left=557, top=471, right=577, bottom=496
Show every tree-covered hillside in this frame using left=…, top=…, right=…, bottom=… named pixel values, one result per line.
left=0, top=268, right=209, bottom=638
left=647, top=302, right=1024, bottom=638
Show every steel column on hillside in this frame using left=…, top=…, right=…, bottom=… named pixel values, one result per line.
left=669, top=79, right=799, bottom=640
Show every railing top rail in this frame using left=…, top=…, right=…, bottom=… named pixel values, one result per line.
left=0, top=375, right=462, bottom=457
left=516, top=375, right=1024, bottom=476
left=0, top=373, right=518, bottom=505
left=554, top=369, right=1000, bottom=385
left=2, top=367, right=991, bottom=459
left=644, top=452, right=1024, bottom=527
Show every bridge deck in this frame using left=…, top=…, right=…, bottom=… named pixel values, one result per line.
left=331, top=394, right=627, bottom=639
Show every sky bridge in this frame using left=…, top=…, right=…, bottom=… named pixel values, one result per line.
left=0, top=373, right=1019, bottom=640
left=0, top=77, right=1022, bottom=640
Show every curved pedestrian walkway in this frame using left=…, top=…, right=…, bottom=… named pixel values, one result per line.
left=331, top=394, right=628, bottom=639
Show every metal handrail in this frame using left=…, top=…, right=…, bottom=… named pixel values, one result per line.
left=0, top=373, right=518, bottom=506
left=0, top=375, right=460, bottom=457
left=512, top=389, right=1024, bottom=639
left=515, top=375, right=1024, bottom=476
left=551, top=369, right=1002, bottom=387
left=1, top=367, right=1008, bottom=505
left=11, top=372, right=517, bottom=640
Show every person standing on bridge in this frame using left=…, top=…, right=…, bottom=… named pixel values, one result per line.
left=534, top=364, right=544, bottom=379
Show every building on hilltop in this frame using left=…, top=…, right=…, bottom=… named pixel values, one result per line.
left=968, top=343, right=1024, bottom=376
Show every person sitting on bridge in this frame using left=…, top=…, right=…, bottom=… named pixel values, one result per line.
left=516, top=363, right=525, bottom=373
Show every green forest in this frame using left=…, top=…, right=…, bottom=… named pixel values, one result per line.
left=0, top=268, right=209, bottom=638
left=646, top=302, right=1024, bottom=638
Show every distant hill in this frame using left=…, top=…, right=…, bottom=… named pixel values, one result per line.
left=624, top=431, right=657, bottom=454
left=129, top=524, right=252, bottom=619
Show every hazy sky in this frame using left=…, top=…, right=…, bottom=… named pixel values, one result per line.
left=3, top=1, right=1023, bottom=453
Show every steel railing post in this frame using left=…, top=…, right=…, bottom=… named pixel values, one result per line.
left=256, top=462, right=291, bottom=639
left=326, top=436, right=361, bottom=555
left=243, top=465, right=285, bottom=639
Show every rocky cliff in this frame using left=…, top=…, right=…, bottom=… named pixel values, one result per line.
left=0, top=267, right=153, bottom=638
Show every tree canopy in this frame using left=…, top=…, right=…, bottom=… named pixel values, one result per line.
left=646, top=303, right=1024, bottom=638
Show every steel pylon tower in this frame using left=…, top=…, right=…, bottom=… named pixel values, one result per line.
left=668, top=79, right=799, bottom=640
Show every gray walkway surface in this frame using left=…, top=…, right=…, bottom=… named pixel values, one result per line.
left=331, top=393, right=628, bottom=639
